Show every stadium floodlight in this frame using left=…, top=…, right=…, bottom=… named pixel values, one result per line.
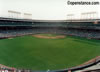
left=24, top=13, right=32, bottom=19
left=8, top=10, right=21, bottom=19
left=67, top=14, right=74, bottom=20
left=81, top=12, right=89, bottom=19
left=81, top=12, right=98, bottom=20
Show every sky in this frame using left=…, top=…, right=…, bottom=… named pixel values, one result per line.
left=0, top=0, right=100, bottom=20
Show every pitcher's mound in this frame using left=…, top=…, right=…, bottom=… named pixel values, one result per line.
left=33, top=34, right=66, bottom=39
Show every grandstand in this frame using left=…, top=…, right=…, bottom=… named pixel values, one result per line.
left=0, top=17, right=100, bottom=39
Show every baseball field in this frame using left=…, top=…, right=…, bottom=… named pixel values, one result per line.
left=0, top=34, right=100, bottom=70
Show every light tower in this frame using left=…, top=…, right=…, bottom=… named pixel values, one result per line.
left=67, top=14, right=74, bottom=20
left=23, top=13, right=32, bottom=19
left=8, top=10, right=21, bottom=19
left=81, top=12, right=98, bottom=20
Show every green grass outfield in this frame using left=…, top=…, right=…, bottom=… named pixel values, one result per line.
left=0, top=35, right=100, bottom=70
